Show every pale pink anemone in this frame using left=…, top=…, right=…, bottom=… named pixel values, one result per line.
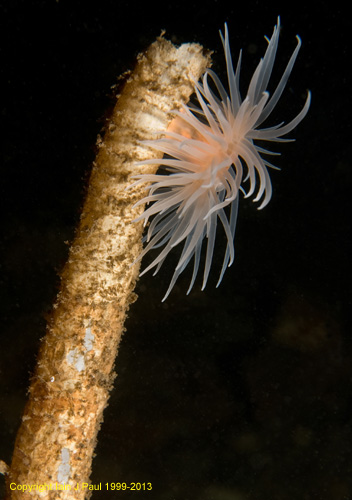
left=131, top=17, right=311, bottom=301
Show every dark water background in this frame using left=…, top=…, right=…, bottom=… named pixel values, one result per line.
left=1, top=1, right=350, bottom=499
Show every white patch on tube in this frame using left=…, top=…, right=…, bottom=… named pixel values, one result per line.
left=67, top=348, right=85, bottom=372
left=84, top=326, right=95, bottom=352
left=57, top=448, right=71, bottom=484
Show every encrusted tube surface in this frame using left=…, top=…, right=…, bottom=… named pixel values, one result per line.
left=6, top=36, right=211, bottom=499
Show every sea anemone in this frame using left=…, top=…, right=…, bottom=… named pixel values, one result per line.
left=131, top=17, right=311, bottom=301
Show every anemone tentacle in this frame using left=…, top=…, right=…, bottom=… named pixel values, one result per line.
left=130, top=17, right=310, bottom=300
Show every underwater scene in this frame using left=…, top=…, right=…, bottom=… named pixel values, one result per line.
left=1, top=1, right=350, bottom=499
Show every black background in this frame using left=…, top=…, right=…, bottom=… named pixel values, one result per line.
left=0, top=1, right=350, bottom=499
